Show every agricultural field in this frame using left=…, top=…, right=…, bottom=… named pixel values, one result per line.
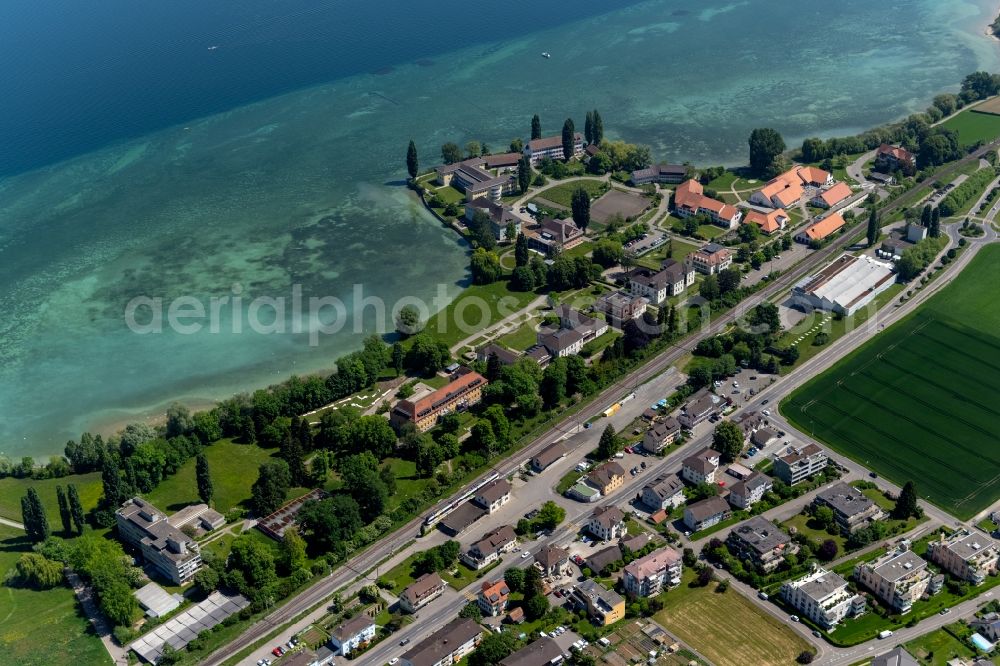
left=781, top=245, right=1000, bottom=519
left=654, top=570, right=810, bottom=666
left=940, top=108, right=1000, bottom=148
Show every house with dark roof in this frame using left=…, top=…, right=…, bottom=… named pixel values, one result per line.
left=727, top=471, right=773, bottom=510
left=641, top=474, right=685, bottom=511
left=499, top=637, right=564, bottom=666
left=874, top=144, right=916, bottom=174
left=586, top=505, right=626, bottom=541
left=642, top=417, right=681, bottom=454
left=630, top=164, right=688, bottom=185
left=476, top=343, right=519, bottom=367
left=586, top=545, right=624, bottom=576
left=688, top=242, right=733, bottom=275
left=773, top=443, right=827, bottom=485
left=461, top=525, right=518, bottom=570
left=678, top=391, right=720, bottom=429
left=473, top=479, right=511, bottom=513
left=464, top=198, right=521, bottom=241
left=726, top=517, right=797, bottom=573
left=587, top=461, right=626, bottom=495
left=524, top=133, right=584, bottom=165
left=436, top=157, right=518, bottom=202
left=400, top=617, right=483, bottom=666
left=595, top=291, right=647, bottom=328
left=626, top=259, right=694, bottom=304
left=813, top=482, right=885, bottom=533
left=399, top=572, right=447, bottom=613
left=681, top=447, right=721, bottom=484
left=531, top=442, right=567, bottom=473
left=329, top=614, right=376, bottom=656
left=683, top=496, right=731, bottom=532
left=534, top=545, right=570, bottom=577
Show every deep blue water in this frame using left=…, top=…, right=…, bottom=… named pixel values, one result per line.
left=0, top=0, right=642, bottom=176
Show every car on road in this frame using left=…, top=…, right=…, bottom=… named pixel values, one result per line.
left=761, top=399, right=769, bottom=405
left=389, top=658, right=399, bottom=665
left=399, top=638, right=410, bottom=646
left=940, top=607, right=951, bottom=615
left=869, top=472, right=878, bottom=478
left=584, top=422, right=592, bottom=429
left=762, top=409, right=771, bottom=416
left=758, top=591, right=768, bottom=600
left=812, top=630, right=822, bottom=638
left=789, top=615, right=799, bottom=623
left=521, top=551, right=530, bottom=558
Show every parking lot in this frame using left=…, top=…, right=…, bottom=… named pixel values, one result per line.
left=625, top=231, right=668, bottom=257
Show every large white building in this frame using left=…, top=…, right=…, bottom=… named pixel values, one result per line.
left=622, top=546, right=683, bottom=597
left=855, top=548, right=931, bottom=614
left=791, top=254, right=896, bottom=316
left=926, top=529, right=999, bottom=585
left=116, top=497, right=202, bottom=585
left=781, top=568, right=863, bottom=629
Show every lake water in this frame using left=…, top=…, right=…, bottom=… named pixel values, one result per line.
left=1, top=0, right=998, bottom=458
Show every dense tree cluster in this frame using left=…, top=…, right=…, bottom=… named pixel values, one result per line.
left=587, top=140, right=652, bottom=175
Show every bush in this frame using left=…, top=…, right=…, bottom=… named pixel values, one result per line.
left=939, top=167, right=998, bottom=216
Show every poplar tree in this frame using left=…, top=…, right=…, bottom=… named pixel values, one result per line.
left=56, top=485, right=73, bottom=534
left=196, top=453, right=214, bottom=505
left=517, top=155, right=532, bottom=194
left=68, top=484, right=85, bottom=535
left=531, top=114, right=541, bottom=140
left=561, top=118, right=576, bottom=161
left=866, top=208, right=879, bottom=247
left=571, top=186, right=591, bottom=231
left=584, top=111, right=594, bottom=144
left=406, top=140, right=419, bottom=179
left=515, top=232, right=530, bottom=267
left=21, top=488, right=50, bottom=542
left=592, top=109, right=604, bottom=144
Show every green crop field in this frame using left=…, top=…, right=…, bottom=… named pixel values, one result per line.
left=940, top=109, right=1000, bottom=148
left=782, top=245, right=1000, bottom=519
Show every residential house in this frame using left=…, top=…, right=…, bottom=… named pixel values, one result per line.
left=391, top=368, right=487, bottom=432
left=595, top=291, right=648, bottom=328
left=572, top=579, right=626, bottom=626
left=683, top=496, right=731, bottom=532
left=810, top=182, right=854, bottom=209
left=871, top=647, right=920, bottom=666
left=499, top=637, right=565, bottom=666
left=750, top=428, right=778, bottom=450
left=926, top=529, right=999, bottom=585
left=525, top=217, right=585, bottom=254
left=477, top=579, right=511, bottom=617
left=813, top=482, right=886, bottom=533
left=781, top=568, right=860, bottom=629
left=399, top=572, right=447, bottom=613
left=534, top=545, right=570, bottom=577
left=687, top=243, right=733, bottom=275
left=641, top=474, right=686, bottom=511
left=874, top=144, right=916, bottom=173
left=630, top=164, right=687, bottom=185
left=524, top=133, right=584, bottom=166
left=641, top=417, right=681, bottom=454
left=796, top=212, right=847, bottom=244
left=116, top=497, right=202, bottom=585
left=400, top=617, right=483, bottom=666
left=672, top=179, right=742, bottom=228
left=587, top=505, right=626, bottom=542
left=473, top=479, right=511, bottom=513
left=587, top=545, right=625, bottom=576
left=731, top=411, right=766, bottom=444
left=677, top=390, right=720, bottom=429
left=971, top=613, right=1000, bottom=643
left=773, top=443, right=828, bottom=485
left=476, top=343, right=519, bottom=367
left=460, top=525, right=518, bottom=570
left=627, top=259, right=694, bottom=304
left=855, top=548, right=931, bottom=614
left=743, top=208, right=789, bottom=235
left=329, top=615, right=376, bottom=657
left=727, top=471, right=773, bottom=510
left=726, top=517, right=797, bottom=573
left=587, top=461, right=626, bottom=495
left=464, top=198, right=521, bottom=241
left=555, top=305, right=609, bottom=341
left=869, top=171, right=896, bottom=186
left=622, top=546, right=683, bottom=597
left=530, top=442, right=567, bottom=473
left=681, top=447, right=721, bottom=485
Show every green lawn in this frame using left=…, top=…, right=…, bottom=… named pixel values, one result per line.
left=530, top=179, right=608, bottom=208
left=145, top=439, right=279, bottom=513
left=581, top=329, right=621, bottom=357
left=782, top=512, right=847, bottom=552
left=560, top=240, right=595, bottom=260
left=940, top=109, right=1000, bottom=148
left=904, top=623, right=977, bottom=665
left=425, top=281, right=537, bottom=349
left=0, top=471, right=103, bottom=526
left=653, top=569, right=811, bottom=666
left=635, top=238, right=700, bottom=270
left=497, top=320, right=540, bottom=352
left=433, top=185, right=466, bottom=204
left=781, top=245, right=1000, bottom=519
left=0, top=525, right=110, bottom=666
left=705, top=171, right=740, bottom=191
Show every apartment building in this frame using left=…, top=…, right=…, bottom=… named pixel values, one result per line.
left=594, top=291, right=648, bottom=328
left=681, top=447, right=721, bottom=485
left=460, top=525, right=518, bottom=570
left=726, top=517, right=798, bottom=573
left=813, top=482, right=885, bottom=533
left=641, top=474, right=686, bottom=511
left=399, top=572, right=447, bottom=613
left=672, top=179, right=742, bottom=228
left=477, top=579, right=511, bottom=617
left=781, top=568, right=861, bottom=629
left=400, top=617, right=483, bottom=666
left=773, top=443, right=828, bottom=485
left=683, top=496, right=731, bottom=532
left=329, top=615, right=376, bottom=657
left=572, top=579, right=626, bottom=626
left=587, top=506, right=626, bottom=542
left=642, top=417, right=681, bottom=454
left=524, top=133, right=584, bottom=165
left=391, top=368, right=487, bottom=432
left=473, top=479, right=512, bottom=513
left=687, top=243, right=733, bottom=275
left=622, top=546, right=683, bottom=597
left=630, top=164, right=687, bottom=185
left=926, top=529, right=999, bottom=585
left=587, top=461, right=626, bottom=495
left=854, top=548, right=931, bottom=614
left=727, top=471, right=773, bottom=510
left=116, top=497, right=202, bottom=585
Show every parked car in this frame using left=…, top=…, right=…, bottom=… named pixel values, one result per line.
left=389, top=658, right=399, bottom=665
left=758, top=591, right=769, bottom=600
left=790, top=615, right=800, bottom=623
left=272, top=647, right=283, bottom=657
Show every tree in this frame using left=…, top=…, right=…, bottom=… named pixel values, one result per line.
left=597, top=424, right=621, bottom=459
left=470, top=420, right=499, bottom=459
left=194, top=566, right=220, bottom=594
left=893, top=481, right=921, bottom=520
left=930, top=207, right=941, bottom=238
left=699, top=274, right=720, bottom=301
left=195, top=453, right=214, bottom=505
left=470, top=247, right=502, bottom=284
left=406, top=140, right=418, bottom=179
left=584, top=111, right=594, bottom=144
left=56, top=485, right=72, bottom=535
left=298, top=495, right=363, bottom=555
left=101, top=579, right=141, bottom=626
left=515, top=153, right=533, bottom=194
left=441, top=142, right=462, bottom=165
left=712, top=421, right=744, bottom=463
left=531, top=114, right=541, bottom=141
left=535, top=500, right=566, bottom=530
left=396, top=304, right=423, bottom=336
left=748, top=128, right=786, bottom=177
left=391, top=342, right=405, bottom=376
left=68, top=484, right=85, bottom=534
left=281, top=429, right=307, bottom=486
left=11, top=552, right=64, bottom=589
left=818, top=539, right=839, bottom=561
left=166, top=403, right=194, bottom=438
left=813, top=505, right=836, bottom=532
left=592, top=239, right=623, bottom=267
left=717, top=267, right=741, bottom=295
left=510, top=138, right=524, bottom=153
left=866, top=207, right=879, bottom=247
left=525, top=591, right=549, bottom=620
left=697, top=567, right=714, bottom=587
left=230, top=534, right=278, bottom=600
left=101, top=455, right=127, bottom=509
left=459, top=601, right=483, bottom=621
left=282, top=526, right=308, bottom=572
left=504, top=567, right=525, bottom=592
left=21, top=488, right=49, bottom=542
left=561, top=118, right=576, bottom=161
left=540, top=358, right=568, bottom=409
left=592, top=110, right=604, bottom=144
left=797, top=651, right=815, bottom=664
left=465, top=140, right=481, bottom=159
left=470, top=633, right=519, bottom=666
left=571, top=186, right=591, bottom=232
left=250, top=460, right=291, bottom=517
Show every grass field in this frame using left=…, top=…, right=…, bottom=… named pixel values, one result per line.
left=0, top=525, right=110, bottom=666
left=904, top=623, right=976, bottom=665
left=145, top=439, right=281, bottom=513
left=940, top=109, right=1000, bottom=148
left=653, top=570, right=810, bottom=666
left=530, top=179, right=607, bottom=208
left=424, top=280, right=537, bottom=349
left=0, top=471, right=103, bottom=526
left=782, top=245, right=1000, bottom=519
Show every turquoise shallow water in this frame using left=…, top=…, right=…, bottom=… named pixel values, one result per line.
left=1, top=0, right=999, bottom=457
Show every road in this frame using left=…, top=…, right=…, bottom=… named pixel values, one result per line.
left=206, top=144, right=1000, bottom=666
